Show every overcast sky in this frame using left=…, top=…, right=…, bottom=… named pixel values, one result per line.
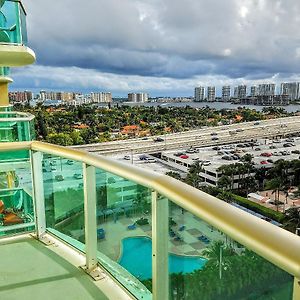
left=10, top=0, right=300, bottom=96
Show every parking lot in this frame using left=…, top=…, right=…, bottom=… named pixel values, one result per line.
left=161, top=136, right=300, bottom=173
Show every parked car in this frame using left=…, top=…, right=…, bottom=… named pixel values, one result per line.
left=267, top=159, right=274, bottom=163
left=283, top=143, right=292, bottom=147
left=260, top=161, right=268, bottom=165
left=210, top=132, right=218, bottom=136
left=269, top=145, right=277, bottom=149
left=174, top=152, right=185, bottom=157
left=292, top=150, right=300, bottom=154
left=73, top=173, right=83, bottom=179
left=67, top=160, right=74, bottom=165
left=123, top=155, right=131, bottom=160
left=203, top=160, right=211, bottom=166
left=254, top=122, right=260, bottom=125
left=180, top=155, right=189, bottom=159
left=211, top=137, right=219, bottom=141
left=55, top=175, right=64, bottom=181
left=260, top=152, right=272, bottom=157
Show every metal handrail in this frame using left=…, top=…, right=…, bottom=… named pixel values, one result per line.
left=0, top=140, right=300, bottom=279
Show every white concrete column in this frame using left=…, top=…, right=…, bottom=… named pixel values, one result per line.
left=30, top=151, right=46, bottom=239
left=152, top=190, right=169, bottom=300
left=293, top=277, right=300, bottom=300
left=83, top=163, right=98, bottom=272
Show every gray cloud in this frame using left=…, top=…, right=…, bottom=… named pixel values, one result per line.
left=11, top=0, right=300, bottom=93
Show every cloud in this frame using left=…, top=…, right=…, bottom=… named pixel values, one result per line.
left=9, top=0, right=300, bottom=93
left=10, top=65, right=300, bottom=97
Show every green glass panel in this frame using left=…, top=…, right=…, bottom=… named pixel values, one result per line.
left=163, top=201, right=294, bottom=300
left=0, top=149, right=29, bottom=162
left=0, top=118, right=34, bottom=142
left=96, top=168, right=152, bottom=298
left=0, top=158, right=34, bottom=237
left=43, top=155, right=85, bottom=245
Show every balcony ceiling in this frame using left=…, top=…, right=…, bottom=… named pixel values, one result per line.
left=0, top=45, right=36, bottom=66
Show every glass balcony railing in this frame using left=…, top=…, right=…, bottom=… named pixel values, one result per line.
left=0, top=66, right=9, bottom=76
left=0, top=0, right=28, bottom=45
left=0, top=111, right=35, bottom=142
left=0, top=141, right=299, bottom=300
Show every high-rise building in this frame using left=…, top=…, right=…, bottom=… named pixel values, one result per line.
left=91, top=92, right=112, bottom=103
left=258, top=84, right=275, bottom=96
left=128, top=93, right=148, bottom=103
left=222, top=86, right=231, bottom=101
left=194, top=86, right=205, bottom=102
left=250, top=86, right=258, bottom=97
left=234, top=85, right=247, bottom=99
left=207, top=86, right=216, bottom=102
left=9, top=90, right=33, bottom=104
left=280, top=82, right=300, bottom=100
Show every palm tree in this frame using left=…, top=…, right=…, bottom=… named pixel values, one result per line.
left=202, top=241, right=235, bottom=280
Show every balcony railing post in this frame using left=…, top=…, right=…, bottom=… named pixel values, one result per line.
left=30, top=150, right=46, bottom=239
left=83, top=163, right=97, bottom=272
left=152, top=190, right=169, bottom=300
left=294, top=277, right=300, bottom=300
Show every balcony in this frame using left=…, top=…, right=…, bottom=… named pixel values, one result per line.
left=0, top=141, right=299, bottom=300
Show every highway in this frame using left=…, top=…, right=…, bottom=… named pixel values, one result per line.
left=71, top=116, right=300, bottom=155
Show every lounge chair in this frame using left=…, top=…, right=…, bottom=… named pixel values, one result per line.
left=97, top=228, right=105, bottom=239
left=179, top=225, right=185, bottom=231
left=127, top=223, right=136, bottom=230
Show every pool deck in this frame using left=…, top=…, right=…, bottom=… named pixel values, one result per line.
left=77, top=207, right=227, bottom=262
left=0, top=235, right=132, bottom=300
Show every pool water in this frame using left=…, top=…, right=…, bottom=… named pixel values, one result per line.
left=118, top=237, right=207, bottom=280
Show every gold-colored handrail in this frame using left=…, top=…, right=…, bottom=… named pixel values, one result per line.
left=1, top=141, right=300, bottom=278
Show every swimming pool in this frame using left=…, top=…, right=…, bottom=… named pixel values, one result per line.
left=118, top=237, right=207, bottom=280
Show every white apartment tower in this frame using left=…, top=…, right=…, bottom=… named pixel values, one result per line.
left=207, top=86, right=216, bottom=102
left=281, top=82, right=300, bottom=100
left=91, top=92, right=112, bottom=103
left=222, top=86, right=231, bottom=101
left=258, top=84, right=275, bottom=96
left=194, top=86, right=205, bottom=102
left=128, top=93, right=149, bottom=103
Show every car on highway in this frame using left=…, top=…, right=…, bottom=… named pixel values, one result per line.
left=145, top=157, right=157, bottom=163
left=139, top=154, right=148, bottom=160
left=153, top=137, right=164, bottom=142
left=212, top=146, right=221, bottom=151
left=180, top=155, right=189, bottom=159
